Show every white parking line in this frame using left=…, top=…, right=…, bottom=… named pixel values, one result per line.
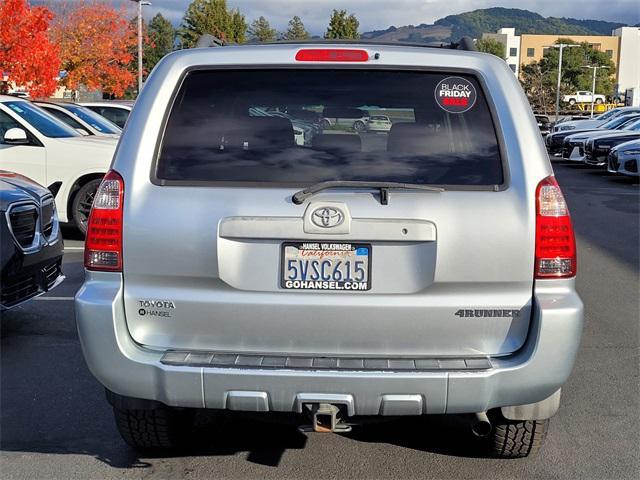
left=34, top=297, right=75, bottom=301
left=64, top=246, right=85, bottom=251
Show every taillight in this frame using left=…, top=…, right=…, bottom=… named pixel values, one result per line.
left=535, top=175, right=576, bottom=278
left=84, top=170, right=124, bottom=272
left=295, top=49, right=369, bottom=62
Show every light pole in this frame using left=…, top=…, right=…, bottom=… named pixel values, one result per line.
left=131, top=0, right=151, bottom=95
left=582, top=64, right=609, bottom=118
left=545, top=43, right=579, bottom=124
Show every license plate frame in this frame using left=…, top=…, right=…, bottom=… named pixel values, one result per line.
left=280, top=241, right=372, bottom=291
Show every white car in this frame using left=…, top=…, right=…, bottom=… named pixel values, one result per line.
left=35, top=102, right=121, bottom=138
left=0, top=96, right=116, bottom=233
left=562, top=91, right=606, bottom=106
left=322, top=106, right=370, bottom=131
left=80, top=101, right=133, bottom=129
left=366, top=115, right=392, bottom=132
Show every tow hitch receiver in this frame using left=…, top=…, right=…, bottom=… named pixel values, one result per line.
left=300, top=403, right=352, bottom=433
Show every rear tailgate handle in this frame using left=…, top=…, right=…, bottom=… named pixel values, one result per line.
left=219, top=216, right=436, bottom=242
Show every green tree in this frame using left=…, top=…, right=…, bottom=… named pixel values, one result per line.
left=520, top=62, right=555, bottom=113
left=248, top=16, right=277, bottom=42
left=229, top=9, right=246, bottom=43
left=325, top=9, right=360, bottom=39
left=475, top=38, right=505, bottom=59
left=283, top=15, right=309, bottom=40
left=144, top=13, right=175, bottom=74
left=179, top=0, right=246, bottom=47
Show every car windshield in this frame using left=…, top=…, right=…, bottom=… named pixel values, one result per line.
left=158, top=69, right=503, bottom=187
left=604, top=115, right=640, bottom=129
left=3, top=101, right=80, bottom=138
left=60, top=104, right=121, bottom=134
left=624, top=119, right=640, bottom=131
left=598, top=109, right=622, bottom=121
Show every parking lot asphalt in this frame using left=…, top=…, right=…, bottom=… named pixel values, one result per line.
left=1, top=162, right=638, bottom=480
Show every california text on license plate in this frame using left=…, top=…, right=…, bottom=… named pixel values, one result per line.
left=281, top=242, right=371, bottom=291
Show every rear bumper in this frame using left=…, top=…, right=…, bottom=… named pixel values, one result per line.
left=75, top=272, right=583, bottom=416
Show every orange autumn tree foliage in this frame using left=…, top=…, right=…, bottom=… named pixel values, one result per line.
left=51, top=1, right=136, bottom=97
left=0, top=0, right=60, bottom=97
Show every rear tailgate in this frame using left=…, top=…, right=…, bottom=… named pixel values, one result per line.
left=120, top=54, right=538, bottom=358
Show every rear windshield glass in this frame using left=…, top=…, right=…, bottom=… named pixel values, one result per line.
left=157, top=69, right=503, bottom=186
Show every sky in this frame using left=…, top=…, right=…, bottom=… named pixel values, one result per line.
left=147, top=0, right=639, bottom=32
left=39, top=1, right=640, bottom=35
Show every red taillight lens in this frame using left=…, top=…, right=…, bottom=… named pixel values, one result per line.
left=535, top=175, right=576, bottom=278
left=84, top=170, right=124, bottom=272
left=295, top=48, right=369, bottom=62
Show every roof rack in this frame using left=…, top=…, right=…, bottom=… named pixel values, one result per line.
left=224, top=37, right=478, bottom=52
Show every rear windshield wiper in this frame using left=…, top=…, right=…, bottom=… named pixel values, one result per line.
left=292, top=181, right=444, bottom=205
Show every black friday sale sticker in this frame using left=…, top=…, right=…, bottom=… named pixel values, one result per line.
left=434, top=76, right=477, bottom=113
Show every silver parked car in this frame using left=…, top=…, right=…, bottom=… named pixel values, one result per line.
left=607, top=139, right=640, bottom=176
left=75, top=42, right=583, bottom=457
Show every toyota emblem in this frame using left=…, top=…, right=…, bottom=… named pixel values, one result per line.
left=311, top=207, right=344, bottom=228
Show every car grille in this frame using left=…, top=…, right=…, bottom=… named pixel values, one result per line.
left=0, top=274, right=39, bottom=307
left=609, top=152, right=620, bottom=171
left=6, top=197, right=58, bottom=251
left=585, top=142, right=593, bottom=154
left=41, top=199, right=55, bottom=238
left=0, top=260, right=63, bottom=308
left=8, top=205, right=38, bottom=249
left=627, top=159, right=638, bottom=173
left=43, top=261, right=62, bottom=289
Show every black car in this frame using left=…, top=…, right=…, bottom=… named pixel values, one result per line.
left=585, top=119, right=640, bottom=166
left=535, top=115, right=551, bottom=135
left=547, top=113, right=640, bottom=155
left=1, top=171, right=64, bottom=310
left=561, top=114, right=640, bottom=160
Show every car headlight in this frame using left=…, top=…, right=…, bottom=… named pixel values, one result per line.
left=561, top=125, right=576, bottom=131
left=622, top=149, right=640, bottom=156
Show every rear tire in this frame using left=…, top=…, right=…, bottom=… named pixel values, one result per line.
left=595, top=98, right=603, bottom=105
left=353, top=120, right=366, bottom=131
left=71, top=179, right=101, bottom=235
left=487, top=413, right=549, bottom=458
left=113, top=406, right=194, bottom=450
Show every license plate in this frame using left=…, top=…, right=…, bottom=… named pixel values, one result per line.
left=281, top=242, right=371, bottom=291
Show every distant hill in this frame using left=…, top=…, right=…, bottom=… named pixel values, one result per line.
left=362, top=7, right=627, bottom=44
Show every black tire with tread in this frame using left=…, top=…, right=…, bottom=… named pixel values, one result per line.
left=488, top=414, right=549, bottom=458
left=71, top=178, right=101, bottom=235
left=114, top=407, right=194, bottom=450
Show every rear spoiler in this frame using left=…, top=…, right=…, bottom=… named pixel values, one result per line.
left=197, top=36, right=478, bottom=52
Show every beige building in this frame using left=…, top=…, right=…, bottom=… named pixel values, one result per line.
left=519, top=34, right=620, bottom=69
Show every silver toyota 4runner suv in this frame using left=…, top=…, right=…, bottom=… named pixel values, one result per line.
left=76, top=41, right=583, bottom=458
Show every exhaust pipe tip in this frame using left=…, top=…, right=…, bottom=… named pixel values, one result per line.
left=471, top=411, right=492, bottom=438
